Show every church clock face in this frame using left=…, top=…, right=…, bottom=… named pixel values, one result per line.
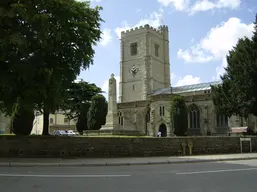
left=129, top=65, right=139, bottom=77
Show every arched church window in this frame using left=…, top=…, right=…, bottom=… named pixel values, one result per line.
left=189, top=104, right=200, bottom=129
left=216, top=114, right=228, bottom=128
left=159, top=106, right=165, bottom=117
left=118, top=112, right=123, bottom=126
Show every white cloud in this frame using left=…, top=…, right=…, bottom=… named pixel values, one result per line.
left=177, top=48, right=213, bottom=63
left=190, top=0, right=241, bottom=14
left=99, top=28, right=112, bottom=46
left=171, top=73, right=201, bottom=86
left=136, top=9, right=141, bottom=13
left=115, top=9, right=164, bottom=39
left=158, top=0, right=190, bottom=11
left=175, top=75, right=201, bottom=86
left=178, top=17, right=254, bottom=79
left=177, top=17, right=254, bottom=63
left=102, top=75, right=120, bottom=101
left=115, top=21, right=131, bottom=39
left=158, top=0, right=241, bottom=14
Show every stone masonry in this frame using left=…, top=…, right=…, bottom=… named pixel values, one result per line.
left=0, top=135, right=256, bottom=158
left=103, top=24, right=255, bottom=137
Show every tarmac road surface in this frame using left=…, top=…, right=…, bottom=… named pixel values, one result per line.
left=1, top=159, right=257, bottom=192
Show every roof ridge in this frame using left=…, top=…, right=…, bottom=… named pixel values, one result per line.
left=152, top=81, right=222, bottom=96
left=172, top=80, right=221, bottom=88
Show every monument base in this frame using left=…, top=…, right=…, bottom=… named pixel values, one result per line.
left=101, top=112, right=118, bottom=131
left=100, top=123, right=117, bottom=131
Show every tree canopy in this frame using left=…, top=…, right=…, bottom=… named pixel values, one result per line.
left=62, top=80, right=103, bottom=134
left=0, top=0, right=103, bottom=134
left=87, top=94, right=108, bottom=130
left=62, top=80, right=103, bottom=119
left=211, top=14, right=257, bottom=118
left=170, top=95, right=188, bottom=136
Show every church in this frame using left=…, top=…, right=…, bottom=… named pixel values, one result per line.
left=101, top=24, right=253, bottom=136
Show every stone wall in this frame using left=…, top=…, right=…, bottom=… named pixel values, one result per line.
left=0, top=136, right=256, bottom=158
left=83, top=130, right=144, bottom=136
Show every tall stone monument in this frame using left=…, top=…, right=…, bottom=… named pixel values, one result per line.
left=101, top=73, right=118, bottom=130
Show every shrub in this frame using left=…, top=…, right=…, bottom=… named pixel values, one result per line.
left=170, top=95, right=188, bottom=136
left=87, top=94, right=107, bottom=130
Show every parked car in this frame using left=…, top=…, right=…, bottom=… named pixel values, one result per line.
left=66, top=130, right=76, bottom=136
left=53, top=130, right=77, bottom=136
left=53, top=130, right=68, bottom=136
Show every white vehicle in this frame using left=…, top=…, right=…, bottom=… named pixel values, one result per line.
left=54, top=130, right=76, bottom=136
left=66, top=130, right=76, bottom=136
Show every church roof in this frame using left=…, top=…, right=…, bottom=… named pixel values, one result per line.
left=152, top=81, right=222, bottom=95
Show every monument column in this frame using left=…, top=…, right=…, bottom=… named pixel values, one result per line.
left=101, top=74, right=118, bottom=130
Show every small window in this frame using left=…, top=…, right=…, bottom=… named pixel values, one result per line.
left=49, top=118, right=54, bottom=124
left=118, top=112, right=123, bottom=126
left=132, top=85, right=135, bottom=91
left=159, top=106, right=165, bottom=117
left=64, top=118, right=69, bottom=123
left=155, top=44, right=159, bottom=57
left=130, top=42, right=138, bottom=55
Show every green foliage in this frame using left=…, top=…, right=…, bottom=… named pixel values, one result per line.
left=87, top=94, right=108, bottom=130
left=0, top=0, right=103, bottom=135
left=75, top=103, right=90, bottom=134
left=11, top=105, right=35, bottom=135
left=62, top=80, right=103, bottom=119
left=211, top=14, right=257, bottom=118
left=61, top=80, right=102, bottom=134
left=170, top=95, right=188, bottom=136
left=211, top=78, right=238, bottom=117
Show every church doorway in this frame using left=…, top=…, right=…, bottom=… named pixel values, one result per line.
left=158, top=123, right=167, bottom=137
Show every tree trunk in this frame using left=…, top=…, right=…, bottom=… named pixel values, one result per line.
left=42, top=107, right=50, bottom=135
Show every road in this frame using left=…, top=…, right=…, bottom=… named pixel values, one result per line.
left=1, top=159, right=257, bottom=192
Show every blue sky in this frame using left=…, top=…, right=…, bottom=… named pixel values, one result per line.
left=78, top=0, right=256, bottom=98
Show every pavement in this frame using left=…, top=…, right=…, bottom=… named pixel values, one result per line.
left=1, top=159, right=257, bottom=191
left=1, top=153, right=257, bottom=167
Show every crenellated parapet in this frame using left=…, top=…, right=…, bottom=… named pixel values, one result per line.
left=120, top=24, right=169, bottom=38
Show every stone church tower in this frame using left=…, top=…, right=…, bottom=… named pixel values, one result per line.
left=100, top=24, right=251, bottom=137
left=119, top=24, right=171, bottom=103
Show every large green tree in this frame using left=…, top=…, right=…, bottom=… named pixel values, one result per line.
left=170, top=95, right=188, bottom=136
left=87, top=94, right=108, bottom=130
left=1, top=0, right=103, bottom=135
left=62, top=80, right=103, bottom=134
left=211, top=14, right=257, bottom=119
